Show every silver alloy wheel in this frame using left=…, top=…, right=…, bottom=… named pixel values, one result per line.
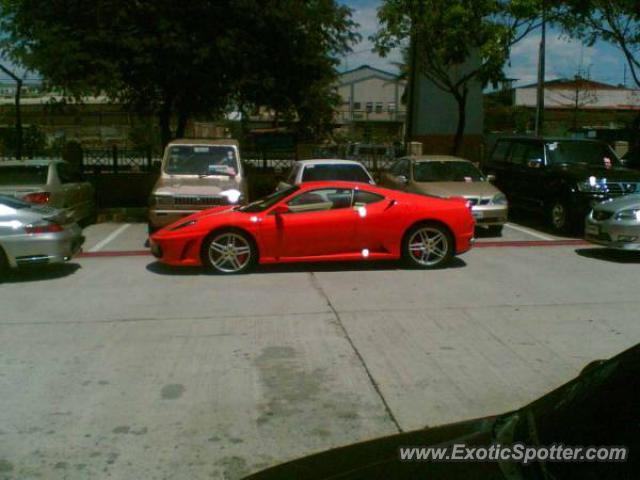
left=408, top=227, right=449, bottom=267
left=551, top=203, right=567, bottom=230
left=208, top=232, right=252, bottom=273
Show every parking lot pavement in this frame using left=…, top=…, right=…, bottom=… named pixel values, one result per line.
left=1, top=234, right=639, bottom=479
left=83, top=222, right=149, bottom=252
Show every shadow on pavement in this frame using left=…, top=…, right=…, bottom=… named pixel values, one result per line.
left=146, top=257, right=467, bottom=276
left=1, top=263, right=82, bottom=284
left=575, top=248, right=640, bottom=264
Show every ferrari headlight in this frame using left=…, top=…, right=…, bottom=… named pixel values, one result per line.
left=615, top=209, right=640, bottom=221
left=170, top=219, right=198, bottom=231
left=220, top=189, right=243, bottom=204
left=491, top=193, right=508, bottom=205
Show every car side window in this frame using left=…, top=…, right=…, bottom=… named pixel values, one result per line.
left=525, top=143, right=545, bottom=164
left=390, top=159, right=409, bottom=177
left=354, top=190, right=385, bottom=206
left=508, top=142, right=529, bottom=166
left=491, top=141, right=511, bottom=163
left=287, top=188, right=353, bottom=214
left=287, top=164, right=299, bottom=184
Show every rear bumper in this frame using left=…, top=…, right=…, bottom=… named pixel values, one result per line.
left=2, top=224, right=85, bottom=268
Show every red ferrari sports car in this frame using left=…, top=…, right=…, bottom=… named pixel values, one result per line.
left=149, top=181, right=475, bottom=274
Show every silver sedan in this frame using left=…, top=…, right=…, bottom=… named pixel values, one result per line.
left=0, top=195, right=85, bottom=273
left=586, top=194, right=640, bottom=251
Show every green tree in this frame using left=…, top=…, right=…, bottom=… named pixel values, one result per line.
left=559, top=0, right=640, bottom=143
left=372, top=0, right=544, bottom=154
left=0, top=0, right=357, bottom=147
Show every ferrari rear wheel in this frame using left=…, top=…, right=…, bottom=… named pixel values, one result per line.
left=403, top=223, right=454, bottom=269
left=201, top=229, right=256, bottom=274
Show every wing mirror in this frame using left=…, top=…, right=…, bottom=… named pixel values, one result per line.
left=486, top=174, right=496, bottom=183
left=272, top=204, right=290, bottom=215
left=396, top=175, right=409, bottom=184
left=528, top=158, right=543, bottom=169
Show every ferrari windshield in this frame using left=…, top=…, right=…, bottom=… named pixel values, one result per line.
left=239, top=185, right=299, bottom=213
left=164, top=145, right=239, bottom=176
left=414, top=161, right=485, bottom=182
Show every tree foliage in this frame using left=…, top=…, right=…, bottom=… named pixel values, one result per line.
left=0, top=0, right=358, bottom=146
left=372, top=0, right=543, bottom=154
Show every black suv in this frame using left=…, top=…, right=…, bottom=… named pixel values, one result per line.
left=484, top=137, right=640, bottom=232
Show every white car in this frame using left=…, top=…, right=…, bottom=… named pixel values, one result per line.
left=281, top=159, right=375, bottom=189
left=0, top=159, right=95, bottom=225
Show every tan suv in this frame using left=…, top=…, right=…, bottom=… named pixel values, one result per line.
left=148, top=139, right=248, bottom=233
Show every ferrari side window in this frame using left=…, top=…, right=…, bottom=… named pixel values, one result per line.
left=354, top=190, right=384, bottom=207
left=287, top=188, right=353, bottom=214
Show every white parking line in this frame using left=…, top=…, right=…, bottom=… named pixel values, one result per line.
left=88, top=224, right=132, bottom=252
left=504, top=223, right=556, bottom=241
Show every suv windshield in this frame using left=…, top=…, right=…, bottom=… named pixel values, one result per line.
left=239, top=185, right=299, bottom=213
left=545, top=141, right=621, bottom=167
left=414, top=161, right=485, bottom=182
left=302, top=164, right=371, bottom=183
left=0, top=165, right=49, bottom=185
left=164, top=145, right=239, bottom=176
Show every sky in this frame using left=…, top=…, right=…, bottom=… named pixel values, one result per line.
left=340, top=0, right=633, bottom=88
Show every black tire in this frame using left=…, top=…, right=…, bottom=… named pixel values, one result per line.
left=547, top=199, right=573, bottom=234
left=487, top=225, right=503, bottom=237
left=200, top=229, right=257, bottom=274
left=402, top=222, right=454, bottom=269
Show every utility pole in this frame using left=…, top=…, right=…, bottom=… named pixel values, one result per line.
left=534, top=2, right=546, bottom=137
left=0, top=64, right=23, bottom=160
left=405, top=0, right=424, bottom=148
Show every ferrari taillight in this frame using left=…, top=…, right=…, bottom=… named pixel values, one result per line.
left=22, top=192, right=51, bottom=204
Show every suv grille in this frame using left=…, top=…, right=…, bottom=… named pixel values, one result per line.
left=593, top=210, right=614, bottom=221
left=465, top=197, right=491, bottom=206
left=174, top=195, right=227, bottom=206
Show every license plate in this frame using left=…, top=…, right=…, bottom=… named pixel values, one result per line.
left=586, top=224, right=599, bottom=236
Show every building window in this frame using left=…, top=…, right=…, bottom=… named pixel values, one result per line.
left=353, top=102, right=361, bottom=110
left=387, top=102, right=396, bottom=112
left=365, top=102, right=373, bottom=113
left=375, top=102, right=383, bottom=113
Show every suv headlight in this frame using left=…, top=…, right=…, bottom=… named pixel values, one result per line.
left=615, top=209, right=640, bottom=221
left=220, top=189, right=243, bottom=204
left=150, top=194, right=174, bottom=206
left=491, top=193, right=508, bottom=205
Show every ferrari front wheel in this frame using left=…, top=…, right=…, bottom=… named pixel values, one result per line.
left=403, top=223, right=454, bottom=269
left=201, top=229, right=257, bottom=274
